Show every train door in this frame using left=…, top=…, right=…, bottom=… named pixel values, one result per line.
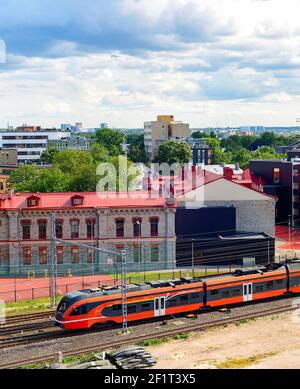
left=154, top=297, right=166, bottom=317
left=243, top=283, right=253, bottom=302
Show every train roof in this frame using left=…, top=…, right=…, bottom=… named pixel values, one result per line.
left=75, top=277, right=200, bottom=299
left=63, top=261, right=300, bottom=302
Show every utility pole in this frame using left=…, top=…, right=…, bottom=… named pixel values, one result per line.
left=50, top=212, right=58, bottom=308
left=121, top=249, right=128, bottom=334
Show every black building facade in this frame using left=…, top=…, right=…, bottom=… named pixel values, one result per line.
left=175, top=207, right=275, bottom=266
left=250, top=159, right=300, bottom=227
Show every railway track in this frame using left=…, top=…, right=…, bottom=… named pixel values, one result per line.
left=0, top=303, right=297, bottom=369
left=0, top=311, right=55, bottom=338
left=4, top=311, right=55, bottom=326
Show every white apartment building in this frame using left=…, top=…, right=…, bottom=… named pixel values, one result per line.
left=0, top=127, right=70, bottom=163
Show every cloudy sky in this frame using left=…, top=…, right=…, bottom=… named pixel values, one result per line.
left=0, top=0, right=300, bottom=128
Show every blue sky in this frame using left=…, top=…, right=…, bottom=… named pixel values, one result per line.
left=0, top=0, right=300, bottom=128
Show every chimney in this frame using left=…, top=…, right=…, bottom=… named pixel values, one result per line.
left=192, top=165, right=197, bottom=189
left=7, top=187, right=14, bottom=200
left=224, top=167, right=233, bottom=180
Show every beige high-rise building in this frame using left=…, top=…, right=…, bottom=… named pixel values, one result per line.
left=144, top=115, right=190, bottom=158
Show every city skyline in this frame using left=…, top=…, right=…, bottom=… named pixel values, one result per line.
left=1, top=0, right=300, bottom=128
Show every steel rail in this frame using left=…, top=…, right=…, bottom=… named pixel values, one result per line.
left=0, top=304, right=297, bottom=369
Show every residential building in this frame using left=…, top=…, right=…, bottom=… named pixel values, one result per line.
left=0, top=148, right=18, bottom=165
left=60, top=123, right=82, bottom=133
left=187, top=139, right=213, bottom=165
left=250, top=159, right=300, bottom=227
left=0, top=127, right=70, bottom=163
left=144, top=115, right=190, bottom=158
left=0, top=191, right=176, bottom=276
left=48, top=135, right=96, bottom=151
left=100, top=122, right=109, bottom=129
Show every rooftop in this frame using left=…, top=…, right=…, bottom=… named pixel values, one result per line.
left=0, top=191, right=176, bottom=210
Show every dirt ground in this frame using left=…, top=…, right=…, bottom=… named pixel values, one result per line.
left=147, top=311, right=300, bottom=369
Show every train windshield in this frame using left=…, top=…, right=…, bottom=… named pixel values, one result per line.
left=57, top=298, right=69, bottom=313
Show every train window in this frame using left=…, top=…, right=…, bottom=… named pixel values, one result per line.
left=277, top=279, right=284, bottom=285
left=57, top=298, right=68, bottom=313
left=70, top=305, right=87, bottom=316
left=128, top=305, right=137, bottom=314
left=155, top=299, right=159, bottom=310
left=232, top=289, right=240, bottom=296
left=222, top=291, right=230, bottom=298
left=266, top=281, right=274, bottom=290
left=256, top=285, right=264, bottom=293
left=191, top=293, right=200, bottom=299
left=113, top=304, right=122, bottom=312
left=141, top=303, right=151, bottom=312
left=167, top=299, right=177, bottom=307
left=180, top=295, right=188, bottom=304
left=210, top=289, right=219, bottom=296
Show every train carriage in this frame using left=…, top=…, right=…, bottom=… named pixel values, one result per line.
left=55, top=261, right=300, bottom=331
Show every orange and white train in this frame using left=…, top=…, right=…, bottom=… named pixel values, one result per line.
left=55, top=261, right=300, bottom=331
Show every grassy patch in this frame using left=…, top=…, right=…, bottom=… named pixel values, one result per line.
left=235, top=318, right=257, bottom=326
left=214, top=353, right=277, bottom=369
left=126, top=270, right=216, bottom=284
left=6, top=296, right=62, bottom=316
left=62, top=353, right=96, bottom=365
left=140, top=332, right=190, bottom=347
left=19, top=363, right=47, bottom=370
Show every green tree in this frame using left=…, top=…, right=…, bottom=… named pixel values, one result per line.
left=95, top=128, right=125, bottom=156
left=155, top=140, right=192, bottom=166
left=231, top=148, right=252, bottom=169
left=191, top=131, right=205, bottom=139
left=69, top=163, right=99, bottom=192
left=126, top=133, right=147, bottom=163
left=91, top=143, right=110, bottom=163
left=39, top=147, right=59, bottom=164
left=9, top=165, right=41, bottom=192
left=33, top=167, right=70, bottom=192
left=52, top=150, right=93, bottom=175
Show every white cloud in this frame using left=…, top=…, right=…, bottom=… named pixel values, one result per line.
left=1, top=0, right=300, bottom=127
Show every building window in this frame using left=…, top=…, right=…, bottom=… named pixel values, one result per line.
left=116, top=245, right=125, bottom=263
left=151, top=245, right=159, bottom=262
left=86, top=218, right=96, bottom=239
left=21, top=221, right=31, bottom=240
left=71, top=247, right=80, bottom=263
left=27, top=196, right=40, bottom=207
left=87, top=248, right=94, bottom=264
left=70, top=219, right=80, bottom=239
left=273, top=168, right=280, bottom=184
left=56, top=220, right=63, bottom=239
left=71, top=195, right=84, bottom=206
left=23, top=247, right=31, bottom=265
left=133, top=218, right=142, bottom=237
left=39, top=247, right=48, bottom=265
left=116, top=218, right=125, bottom=238
left=133, top=245, right=141, bottom=263
left=38, top=220, right=47, bottom=240
left=150, top=217, right=159, bottom=237
left=57, top=246, right=63, bottom=264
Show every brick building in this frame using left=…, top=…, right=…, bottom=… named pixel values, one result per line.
left=0, top=191, right=176, bottom=276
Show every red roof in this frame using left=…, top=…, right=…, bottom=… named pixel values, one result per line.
left=0, top=191, right=175, bottom=210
